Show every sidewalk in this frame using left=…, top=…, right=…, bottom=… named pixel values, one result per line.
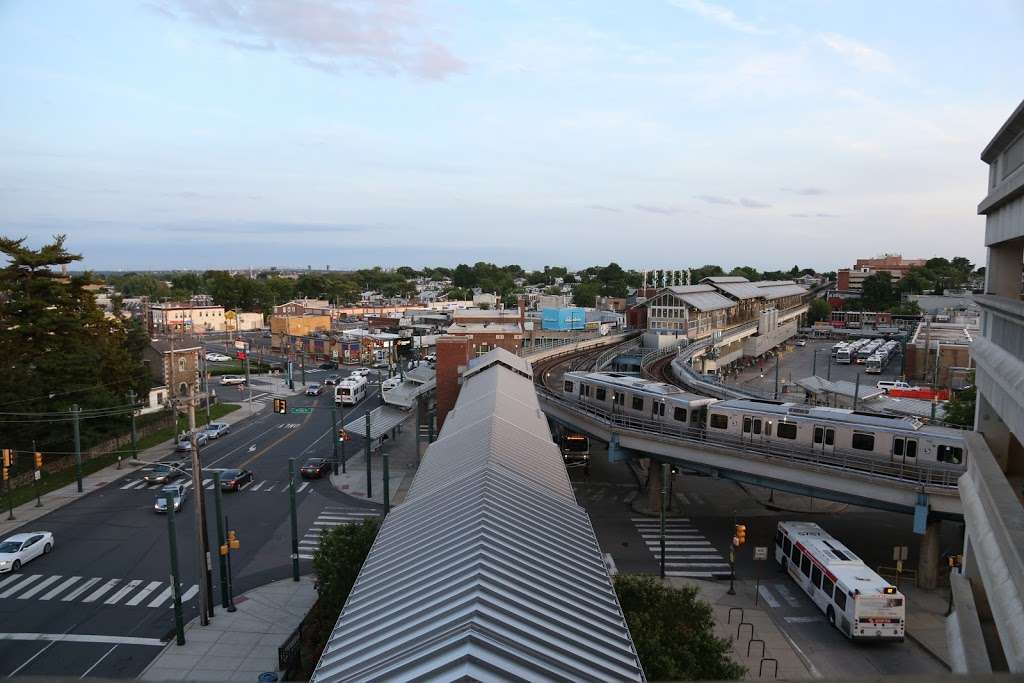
left=141, top=576, right=317, bottom=682
left=666, top=576, right=815, bottom=680
left=329, top=419, right=420, bottom=506
left=902, top=580, right=953, bottom=668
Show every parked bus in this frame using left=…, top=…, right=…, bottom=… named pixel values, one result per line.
left=775, top=521, right=905, bottom=641
left=835, top=347, right=854, bottom=364
left=558, top=432, right=591, bottom=472
left=335, top=375, right=368, bottom=406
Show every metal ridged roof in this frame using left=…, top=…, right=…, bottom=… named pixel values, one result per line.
left=313, top=349, right=645, bottom=683
left=664, top=286, right=735, bottom=312
left=751, top=280, right=808, bottom=299
left=703, top=278, right=765, bottom=300
left=465, top=346, right=533, bottom=380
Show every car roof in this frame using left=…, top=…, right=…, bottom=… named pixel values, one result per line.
left=304, top=457, right=326, bottom=463
left=3, top=532, right=43, bottom=542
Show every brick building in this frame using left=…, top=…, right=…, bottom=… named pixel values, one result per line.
left=903, top=321, right=976, bottom=387
left=435, top=326, right=524, bottom=429
left=149, top=303, right=226, bottom=334
left=144, top=337, right=202, bottom=398
left=837, top=255, right=927, bottom=293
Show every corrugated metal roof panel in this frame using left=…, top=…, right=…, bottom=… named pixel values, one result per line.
left=465, top=346, right=533, bottom=380
left=674, top=290, right=736, bottom=311
left=752, top=281, right=808, bottom=299
left=344, top=405, right=414, bottom=439
left=708, top=281, right=765, bottom=300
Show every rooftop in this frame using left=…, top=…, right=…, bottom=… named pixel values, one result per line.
left=910, top=322, right=978, bottom=347
left=446, top=322, right=523, bottom=335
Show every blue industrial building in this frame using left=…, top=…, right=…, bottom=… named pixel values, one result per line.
left=542, top=307, right=586, bottom=330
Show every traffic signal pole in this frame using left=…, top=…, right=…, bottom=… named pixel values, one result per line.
left=213, top=471, right=229, bottom=609
left=331, top=407, right=339, bottom=475
left=659, top=462, right=668, bottom=580
left=288, top=458, right=300, bottom=581
left=166, top=491, right=186, bottom=646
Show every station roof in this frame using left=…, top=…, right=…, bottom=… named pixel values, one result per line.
left=314, top=351, right=644, bottom=683
left=343, top=404, right=413, bottom=439
left=465, top=346, right=532, bottom=380
left=751, top=280, right=808, bottom=300
left=701, top=277, right=765, bottom=301
left=662, top=285, right=735, bottom=312
left=795, top=376, right=886, bottom=401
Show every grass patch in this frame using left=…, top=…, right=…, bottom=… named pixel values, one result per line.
left=2, top=404, right=242, bottom=510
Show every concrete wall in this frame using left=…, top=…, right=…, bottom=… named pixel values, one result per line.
left=742, top=319, right=798, bottom=357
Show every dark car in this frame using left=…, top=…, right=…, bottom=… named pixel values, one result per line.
left=219, top=468, right=254, bottom=491
left=143, top=463, right=184, bottom=485
left=318, top=361, right=338, bottom=370
left=300, top=458, right=331, bottom=479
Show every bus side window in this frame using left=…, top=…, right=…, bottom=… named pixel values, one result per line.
left=790, top=544, right=800, bottom=564
left=800, top=554, right=811, bottom=577
left=822, top=576, right=835, bottom=598
left=783, top=536, right=792, bottom=556
left=835, top=589, right=848, bottom=612
left=811, top=565, right=823, bottom=589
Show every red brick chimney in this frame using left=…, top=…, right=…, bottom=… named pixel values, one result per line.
left=435, top=335, right=471, bottom=431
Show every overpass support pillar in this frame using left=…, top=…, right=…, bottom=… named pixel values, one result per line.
left=917, top=519, right=941, bottom=590
left=647, top=461, right=665, bottom=515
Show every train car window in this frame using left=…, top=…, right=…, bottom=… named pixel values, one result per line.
left=892, top=437, right=904, bottom=456
left=765, top=422, right=772, bottom=436
left=613, top=391, right=624, bottom=406
left=710, top=414, right=729, bottom=429
left=812, top=565, right=823, bottom=589
left=564, top=381, right=574, bottom=393
left=632, top=396, right=644, bottom=411
left=743, top=417, right=752, bottom=433
left=906, top=440, right=917, bottom=458
left=800, top=554, right=811, bottom=577
left=813, top=426, right=823, bottom=444
left=783, top=536, right=792, bottom=556
left=657, top=403, right=665, bottom=417
left=823, top=576, right=835, bottom=598
left=777, top=423, right=797, bottom=440
left=752, top=420, right=762, bottom=435
left=825, top=429, right=835, bottom=446
left=851, top=432, right=875, bottom=451
left=835, top=589, right=847, bottom=611
left=596, top=388, right=606, bottom=401
left=937, top=445, right=963, bottom=464
left=674, top=407, right=687, bottom=422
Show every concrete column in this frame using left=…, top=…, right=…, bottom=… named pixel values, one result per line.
left=917, top=519, right=941, bottom=590
left=647, top=459, right=664, bottom=514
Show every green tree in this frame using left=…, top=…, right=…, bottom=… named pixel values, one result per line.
left=944, top=382, right=976, bottom=428
left=615, top=575, right=744, bottom=681
left=729, top=266, right=761, bottom=281
left=689, top=265, right=725, bottom=282
left=860, top=272, right=897, bottom=310
left=807, top=298, right=832, bottom=325
left=572, top=281, right=601, bottom=307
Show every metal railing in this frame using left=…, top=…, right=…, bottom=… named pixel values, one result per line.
left=535, top=385, right=961, bottom=490
left=519, top=329, right=634, bottom=358
left=595, top=338, right=641, bottom=371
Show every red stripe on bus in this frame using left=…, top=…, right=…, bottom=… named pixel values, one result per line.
left=793, top=541, right=837, bottom=583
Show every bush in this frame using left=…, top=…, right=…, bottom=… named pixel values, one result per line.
left=615, top=574, right=745, bottom=681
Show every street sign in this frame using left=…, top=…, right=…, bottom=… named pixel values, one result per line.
left=289, top=407, right=313, bottom=414
left=753, top=546, right=768, bottom=561
left=234, top=339, right=247, bottom=350
left=893, top=545, right=909, bottom=562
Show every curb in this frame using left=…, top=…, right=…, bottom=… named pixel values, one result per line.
left=904, top=627, right=952, bottom=671
left=735, top=482, right=849, bottom=515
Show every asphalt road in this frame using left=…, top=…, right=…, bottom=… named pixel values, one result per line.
left=0, top=372, right=385, bottom=678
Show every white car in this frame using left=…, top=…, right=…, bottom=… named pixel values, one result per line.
left=206, top=353, right=231, bottom=362
left=220, top=375, right=246, bottom=385
left=350, top=369, right=371, bottom=378
left=876, top=380, right=911, bottom=392
left=204, top=422, right=230, bottom=439
left=154, top=484, right=188, bottom=513
left=0, top=532, right=55, bottom=573
left=794, top=339, right=807, bottom=347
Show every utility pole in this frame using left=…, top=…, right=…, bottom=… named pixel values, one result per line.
left=72, top=404, right=82, bottom=493
left=165, top=490, right=186, bottom=646
left=659, top=462, right=667, bottom=579
left=300, top=352, right=305, bottom=384
left=127, top=390, right=138, bottom=468
left=202, top=354, right=211, bottom=423
left=365, top=411, right=373, bottom=499
left=774, top=352, right=781, bottom=399
left=187, top=392, right=214, bottom=625
left=213, top=471, right=229, bottom=609
left=288, top=458, right=300, bottom=581
left=331, top=406, right=340, bottom=475
left=340, top=402, right=347, bottom=474
left=811, top=349, right=818, bottom=378
left=245, top=353, right=253, bottom=413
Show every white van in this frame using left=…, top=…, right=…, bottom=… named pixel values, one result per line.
left=335, top=375, right=368, bottom=405
left=876, top=380, right=910, bottom=392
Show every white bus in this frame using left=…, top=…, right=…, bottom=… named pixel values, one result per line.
left=334, top=375, right=367, bottom=406
left=775, top=521, right=905, bottom=641
left=835, top=347, right=854, bottom=364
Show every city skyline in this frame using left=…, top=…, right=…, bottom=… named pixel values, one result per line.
left=3, top=1, right=1022, bottom=269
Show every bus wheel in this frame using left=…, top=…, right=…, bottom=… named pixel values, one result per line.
left=826, top=606, right=836, bottom=629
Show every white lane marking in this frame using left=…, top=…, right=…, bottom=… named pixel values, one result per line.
left=61, top=577, right=101, bottom=601
left=80, top=643, right=118, bottom=678
left=785, top=616, right=823, bottom=624
left=181, top=481, right=194, bottom=491
left=660, top=554, right=724, bottom=560
left=147, top=586, right=173, bottom=608
left=16, top=575, right=61, bottom=600
left=297, top=554, right=315, bottom=560
left=7, top=635, right=61, bottom=677
left=82, top=579, right=120, bottom=603
left=644, top=541, right=713, bottom=547
left=0, top=633, right=163, bottom=647
left=251, top=481, right=265, bottom=491
left=205, top=423, right=283, bottom=467
left=298, top=540, right=319, bottom=547
left=774, top=583, right=804, bottom=608
left=201, top=478, right=212, bottom=487
left=41, top=576, right=81, bottom=601
left=120, top=480, right=140, bottom=490
left=126, top=581, right=162, bottom=607
left=132, top=481, right=150, bottom=490
left=239, top=480, right=254, bottom=491
left=664, top=571, right=722, bottom=578
left=631, top=517, right=689, bottom=522
left=297, top=482, right=309, bottom=493
left=664, top=562, right=731, bottom=568
left=0, top=575, right=42, bottom=599
left=758, top=584, right=781, bottom=608
left=263, top=484, right=276, bottom=492
left=677, top=492, right=692, bottom=505
left=180, top=585, right=199, bottom=602
left=104, top=579, right=142, bottom=605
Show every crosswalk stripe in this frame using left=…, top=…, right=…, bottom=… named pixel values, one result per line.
left=239, top=480, right=254, bottom=491
left=665, top=571, right=723, bottom=578
left=133, top=481, right=150, bottom=490
left=0, top=575, right=24, bottom=591
left=126, top=581, right=162, bottom=606
left=661, top=554, right=724, bottom=560
left=62, top=578, right=101, bottom=602
left=264, top=484, right=276, bottom=492
left=182, top=481, right=194, bottom=491
left=41, top=576, right=81, bottom=600
left=298, top=541, right=319, bottom=547
left=665, top=562, right=731, bottom=568
left=317, top=512, right=377, bottom=519
left=0, top=575, right=42, bottom=599
left=104, top=579, right=142, bottom=605
left=631, top=517, right=689, bottom=522
left=120, top=480, right=140, bottom=490
left=638, top=532, right=704, bottom=538
left=297, top=554, right=315, bottom=560
left=17, top=575, right=62, bottom=600
left=148, top=586, right=173, bottom=608
left=251, top=481, right=265, bottom=491
left=645, top=541, right=712, bottom=547
left=181, top=585, right=199, bottom=602
left=297, top=482, right=309, bottom=493
left=758, top=584, right=781, bottom=608
left=82, top=579, right=120, bottom=603
left=202, top=479, right=212, bottom=487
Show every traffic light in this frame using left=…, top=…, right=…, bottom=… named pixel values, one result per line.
left=948, top=554, right=962, bottom=569
left=34, top=452, right=43, bottom=469
left=338, top=429, right=350, bottom=443
left=1, top=449, right=10, bottom=467
left=273, top=398, right=287, bottom=414
left=228, top=530, right=240, bottom=550
left=1, top=467, right=7, bottom=481
left=733, top=523, right=747, bottom=547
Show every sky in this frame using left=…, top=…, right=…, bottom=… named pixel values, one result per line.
left=1, top=0, right=1022, bottom=272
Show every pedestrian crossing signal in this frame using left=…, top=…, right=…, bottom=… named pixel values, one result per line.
left=34, top=452, right=42, bottom=469
left=1, top=449, right=10, bottom=467
left=228, top=530, right=240, bottom=550
left=274, top=398, right=287, bottom=414
left=734, top=523, right=747, bottom=547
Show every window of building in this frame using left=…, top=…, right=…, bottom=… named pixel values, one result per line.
left=710, top=414, right=729, bottom=429
left=178, top=357, right=186, bottom=372
left=851, top=432, right=875, bottom=451
left=777, top=423, right=797, bottom=440
left=937, top=445, right=963, bottom=464
left=632, top=396, right=644, bottom=411
left=674, top=407, right=687, bottom=422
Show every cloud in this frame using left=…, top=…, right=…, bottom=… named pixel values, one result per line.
left=634, top=204, right=682, bottom=215
left=789, top=213, right=810, bottom=218
left=587, top=204, right=622, bottom=213
left=164, top=191, right=214, bottom=200
left=169, top=221, right=389, bottom=234
left=820, top=33, right=892, bottom=72
left=781, top=186, right=827, bottom=195
left=694, top=194, right=736, bottom=206
left=789, top=212, right=839, bottom=219
left=153, top=0, right=466, bottom=80
left=667, top=0, right=769, bottom=35
left=739, top=197, right=771, bottom=208
left=816, top=212, right=839, bottom=218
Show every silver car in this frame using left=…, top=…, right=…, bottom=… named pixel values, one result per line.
left=204, top=422, right=230, bottom=439
left=154, top=484, right=188, bottom=513
left=176, top=431, right=209, bottom=451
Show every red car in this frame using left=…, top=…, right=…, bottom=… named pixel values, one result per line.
left=300, top=458, right=331, bottom=479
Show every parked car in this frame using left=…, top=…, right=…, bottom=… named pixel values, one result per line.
left=175, top=431, right=209, bottom=451
left=371, top=360, right=388, bottom=369
left=318, top=361, right=339, bottom=370
left=154, top=484, right=188, bottom=513
left=323, top=374, right=341, bottom=386
left=219, top=468, right=254, bottom=491
left=794, top=339, right=807, bottom=347
left=300, top=458, right=331, bottom=479
left=305, top=383, right=323, bottom=396
left=204, top=422, right=230, bottom=439
left=0, top=532, right=55, bottom=573
left=143, top=462, right=184, bottom=485
left=205, top=352, right=231, bottom=362
left=350, top=368, right=371, bottom=378
left=876, top=380, right=911, bottom=392
left=220, top=375, right=246, bottom=385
